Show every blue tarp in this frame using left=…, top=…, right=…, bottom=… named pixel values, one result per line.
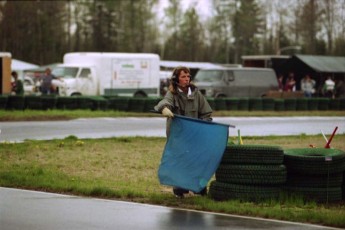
left=158, top=115, right=230, bottom=192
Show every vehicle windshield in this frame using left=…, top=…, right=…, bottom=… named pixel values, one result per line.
left=194, top=70, right=223, bottom=82
left=52, top=67, right=79, bottom=78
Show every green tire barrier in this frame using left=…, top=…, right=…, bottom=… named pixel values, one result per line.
left=308, top=98, right=319, bottom=111
left=206, top=98, right=215, bottom=110
left=144, top=98, right=160, bottom=113
left=284, top=148, right=345, bottom=175
left=41, top=96, right=57, bottom=110
left=262, top=98, right=275, bottom=111
left=284, top=98, right=296, bottom=111
left=108, top=97, right=130, bottom=111
left=318, top=98, right=330, bottom=110
left=214, top=98, right=227, bottom=111
left=209, top=180, right=280, bottom=201
left=7, top=95, right=25, bottom=110
left=283, top=186, right=342, bottom=203
left=56, top=96, right=91, bottom=110
left=340, top=98, right=345, bottom=110
left=89, top=96, right=108, bottom=111
left=128, top=98, right=146, bottom=112
left=238, top=98, right=249, bottom=111
left=1, top=96, right=344, bottom=111
left=286, top=172, right=343, bottom=188
left=249, top=98, right=263, bottom=111
left=215, top=164, right=286, bottom=185
left=25, top=95, right=43, bottom=110
left=225, top=98, right=239, bottom=111
left=329, top=99, right=340, bottom=110
left=0, top=95, right=8, bottom=109
left=274, top=99, right=285, bottom=111
left=296, top=98, right=308, bottom=111
left=222, top=144, right=284, bottom=165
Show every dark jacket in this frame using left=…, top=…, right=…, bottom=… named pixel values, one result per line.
left=154, top=85, right=212, bottom=135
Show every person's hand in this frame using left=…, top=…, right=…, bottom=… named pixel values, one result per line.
left=162, top=107, right=174, bottom=118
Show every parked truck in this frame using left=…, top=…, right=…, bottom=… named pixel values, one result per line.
left=193, top=67, right=279, bottom=98
left=51, top=52, right=161, bottom=97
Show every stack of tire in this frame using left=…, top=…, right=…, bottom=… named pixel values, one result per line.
left=209, top=144, right=286, bottom=202
left=283, top=148, right=345, bottom=203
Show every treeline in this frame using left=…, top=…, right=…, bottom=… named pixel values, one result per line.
left=0, top=0, right=344, bottom=66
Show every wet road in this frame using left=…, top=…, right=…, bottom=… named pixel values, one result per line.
left=0, top=187, right=340, bottom=230
left=0, top=116, right=344, bottom=142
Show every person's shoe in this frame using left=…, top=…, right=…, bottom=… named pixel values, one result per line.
left=173, top=187, right=187, bottom=198
left=194, top=187, right=207, bottom=196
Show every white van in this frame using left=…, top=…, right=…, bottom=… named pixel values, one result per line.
left=52, top=52, right=160, bottom=97
left=193, top=67, right=279, bottom=98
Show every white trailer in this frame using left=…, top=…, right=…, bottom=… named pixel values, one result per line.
left=52, top=52, right=160, bottom=97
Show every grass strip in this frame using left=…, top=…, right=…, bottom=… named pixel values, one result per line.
left=0, top=109, right=344, bottom=121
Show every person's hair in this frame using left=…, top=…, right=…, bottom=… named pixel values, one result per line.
left=11, top=71, right=18, bottom=77
left=168, top=66, right=195, bottom=94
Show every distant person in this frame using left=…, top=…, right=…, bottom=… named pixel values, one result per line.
left=300, top=74, right=315, bottom=98
left=322, top=76, right=335, bottom=98
left=277, top=74, right=284, bottom=92
left=335, top=79, right=345, bottom=98
left=284, top=72, right=296, bottom=92
left=40, top=68, right=57, bottom=95
left=11, top=71, right=24, bottom=95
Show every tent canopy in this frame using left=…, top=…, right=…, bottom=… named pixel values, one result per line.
left=12, top=59, right=39, bottom=71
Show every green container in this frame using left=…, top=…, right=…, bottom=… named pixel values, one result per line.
left=238, top=98, right=249, bottom=111
left=274, top=99, right=285, bottom=111
left=225, top=98, right=239, bottom=111
left=296, top=98, right=308, bottom=111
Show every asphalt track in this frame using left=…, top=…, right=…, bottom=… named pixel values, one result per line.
left=0, top=116, right=344, bottom=142
left=0, top=187, right=341, bottom=230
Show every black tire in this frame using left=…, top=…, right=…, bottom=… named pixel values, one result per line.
left=216, top=164, right=286, bottom=185
left=222, top=144, right=284, bottom=165
left=284, top=148, right=345, bottom=175
left=283, top=186, right=342, bottom=203
left=209, top=180, right=280, bottom=202
left=286, top=172, right=343, bottom=188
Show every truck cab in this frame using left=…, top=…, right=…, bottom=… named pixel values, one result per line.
left=52, top=64, right=98, bottom=96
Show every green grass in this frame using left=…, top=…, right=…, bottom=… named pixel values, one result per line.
left=0, top=109, right=344, bottom=121
left=1, top=135, right=345, bottom=228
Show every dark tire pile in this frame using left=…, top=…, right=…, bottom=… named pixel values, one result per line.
left=209, top=145, right=286, bottom=202
left=283, top=148, right=345, bottom=203
left=209, top=145, right=345, bottom=203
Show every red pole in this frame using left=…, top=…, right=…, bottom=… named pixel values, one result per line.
left=324, top=126, right=338, bottom=149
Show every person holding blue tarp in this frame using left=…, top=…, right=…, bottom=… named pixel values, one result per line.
left=154, top=66, right=213, bottom=198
